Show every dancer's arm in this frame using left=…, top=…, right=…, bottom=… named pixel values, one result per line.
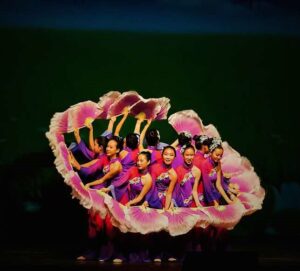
left=85, top=160, right=122, bottom=188
left=114, top=107, right=129, bottom=136
left=215, top=163, right=233, bottom=204
left=126, top=174, right=152, bottom=207
left=165, top=169, right=177, bottom=210
left=192, top=166, right=202, bottom=207
left=139, top=119, right=152, bottom=150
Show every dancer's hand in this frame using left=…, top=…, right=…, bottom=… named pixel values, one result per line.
left=100, top=187, right=110, bottom=193
left=85, top=183, right=92, bottom=189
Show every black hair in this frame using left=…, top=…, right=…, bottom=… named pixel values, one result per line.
left=95, top=136, right=108, bottom=149
left=138, top=150, right=151, bottom=162
left=178, top=132, right=192, bottom=146
left=108, top=136, right=124, bottom=153
left=125, top=133, right=139, bottom=150
left=162, top=145, right=176, bottom=157
left=193, top=135, right=212, bottom=150
left=145, top=128, right=160, bottom=146
left=181, top=143, right=195, bottom=154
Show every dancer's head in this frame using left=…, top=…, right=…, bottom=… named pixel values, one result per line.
left=178, top=131, right=192, bottom=146
left=209, top=138, right=223, bottom=163
left=193, top=134, right=211, bottom=154
left=181, top=144, right=195, bottom=165
left=137, top=151, right=151, bottom=171
left=145, top=128, right=160, bottom=146
left=106, top=136, right=123, bottom=158
left=162, top=145, right=176, bottom=166
left=94, top=136, right=108, bottom=154
left=125, top=133, right=139, bottom=150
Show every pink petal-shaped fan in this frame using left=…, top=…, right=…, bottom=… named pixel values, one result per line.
left=162, top=208, right=201, bottom=236
left=202, top=202, right=245, bottom=229
left=49, top=110, right=69, bottom=134
left=68, top=101, right=101, bottom=132
left=97, top=91, right=121, bottom=119
left=103, top=194, right=130, bottom=233
left=154, top=97, right=171, bottom=120
left=127, top=206, right=168, bottom=234
left=168, top=110, right=204, bottom=137
left=129, top=98, right=161, bottom=120
left=88, top=189, right=107, bottom=219
left=237, top=192, right=264, bottom=215
left=230, top=171, right=261, bottom=194
left=107, top=90, right=141, bottom=118
left=54, top=142, right=72, bottom=177
left=69, top=172, right=92, bottom=205
left=202, top=124, right=221, bottom=138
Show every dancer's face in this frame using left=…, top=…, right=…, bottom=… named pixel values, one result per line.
left=162, top=148, right=176, bottom=165
left=94, top=139, right=103, bottom=154
left=137, top=154, right=150, bottom=170
left=211, top=148, right=223, bottom=163
left=106, top=140, right=119, bottom=157
left=183, top=147, right=195, bottom=165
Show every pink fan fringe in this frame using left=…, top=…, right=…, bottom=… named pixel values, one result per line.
left=107, top=90, right=141, bottom=118
left=97, top=91, right=121, bottom=119
left=67, top=100, right=101, bottom=132
left=130, top=98, right=161, bottom=119
left=168, top=110, right=204, bottom=137
left=127, top=206, right=168, bottom=234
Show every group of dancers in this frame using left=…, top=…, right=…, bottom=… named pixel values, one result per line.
left=68, top=109, right=239, bottom=262
left=46, top=90, right=264, bottom=264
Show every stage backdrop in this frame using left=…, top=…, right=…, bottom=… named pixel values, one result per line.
left=0, top=27, right=299, bottom=246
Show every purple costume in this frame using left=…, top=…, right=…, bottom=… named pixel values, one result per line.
left=128, top=167, right=161, bottom=207
left=175, top=163, right=195, bottom=207
left=202, top=157, right=231, bottom=204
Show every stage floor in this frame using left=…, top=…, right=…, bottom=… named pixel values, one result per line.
left=1, top=236, right=299, bottom=270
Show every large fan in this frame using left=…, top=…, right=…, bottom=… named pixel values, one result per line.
left=97, top=90, right=121, bottom=119
left=107, top=90, right=142, bottom=118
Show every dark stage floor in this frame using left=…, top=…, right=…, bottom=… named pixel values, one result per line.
left=1, top=236, right=299, bottom=271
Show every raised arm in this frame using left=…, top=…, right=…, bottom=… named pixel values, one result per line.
left=84, top=120, right=95, bottom=152
left=133, top=112, right=146, bottom=135
left=107, top=116, right=117, bottom=133
left=114, top=107, right=130, bottom=136
left=171, top=139, right=179, bottom=148
left=74, top=128, right=81, bottom=144
left=139, top=119, right=152, bottom=150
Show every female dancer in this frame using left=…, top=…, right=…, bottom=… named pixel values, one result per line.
left=175, top=144, right=202, bottom=208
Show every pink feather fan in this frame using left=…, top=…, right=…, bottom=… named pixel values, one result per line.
left=97, top=91, right=121, bottom=119
left=68, top=100, right=101, bottom=132
left=88, top=189, right=108, bottom=219
left=103, top=194, right=130, bottom=233
left=129, top=98, right=161, bottom=120
left=201, top=202, right=245, bottom=229
left=162, top=208, right=201, bottom=236
left=49, top=110, right=69, bottom=134
left=127, top=206, right=168, bottom=234
left=154, top=97, right=171, bottom=120
left=168, top=110, right=204, bottom=137
left=107, top=90, right=142, bottom=118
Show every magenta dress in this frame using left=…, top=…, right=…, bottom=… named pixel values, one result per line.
left=103, top=157, right=129, bottom=203
left=201, top=157, right=231, bottom=204
left=128, top=167, right=161, bottom=207
left=149, top=162, right=177, bottom=209
left=79, top=153, right=109, bottom=188
left=175, top=163, right=196, bottom=207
